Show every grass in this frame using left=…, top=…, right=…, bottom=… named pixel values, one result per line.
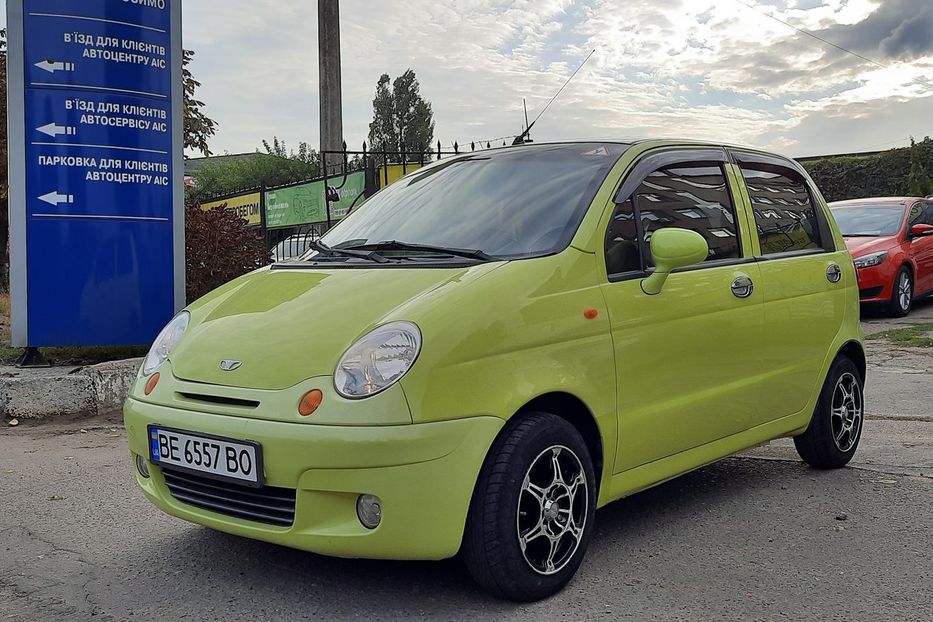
left=866, top=322, right=933, bottom=348
left=0, top=291, right=147, bottom=366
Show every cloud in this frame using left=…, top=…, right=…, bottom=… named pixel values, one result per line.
left=815, top=0, right=933, bottom=60
left=176, top=0, right=933, bottom=158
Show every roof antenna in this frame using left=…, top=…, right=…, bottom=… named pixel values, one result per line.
left=522, top=98, right=531, bottom=143
left=512, top=48, right=596, bottom=146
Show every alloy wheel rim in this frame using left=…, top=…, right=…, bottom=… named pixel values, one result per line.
left=831, top=372, right=862, bottom=453
left=516, top=445, right=588, bottom=575
left=898, top=272, right=912, bottom=311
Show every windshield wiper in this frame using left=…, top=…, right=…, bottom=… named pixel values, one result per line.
left=307, top=240, right=390, bottom=263
left=344, top=240, right=496, bottom=262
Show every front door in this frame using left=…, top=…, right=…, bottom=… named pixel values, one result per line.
left=908, top=201, right=933, bottom=294
left=600, top=149, right=764, bottom=473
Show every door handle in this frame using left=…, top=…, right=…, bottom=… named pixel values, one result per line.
left=826, top=263, right=842, bottom=283
left=731, top=274, right=754, bottom=298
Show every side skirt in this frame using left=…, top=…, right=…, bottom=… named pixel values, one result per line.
left=598, top=409, right=811, bottom=507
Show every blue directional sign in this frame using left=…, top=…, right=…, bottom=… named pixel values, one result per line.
left=7, top=0, right=184, bottom=347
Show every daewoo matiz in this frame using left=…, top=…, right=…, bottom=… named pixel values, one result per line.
left=125, top=141, right=865, bottom=601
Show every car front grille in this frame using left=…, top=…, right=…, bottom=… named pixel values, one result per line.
left=859, top=286, right=883, bottom=299
left=161, top=468, right=296, bottom=527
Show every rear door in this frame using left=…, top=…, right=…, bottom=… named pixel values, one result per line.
left=599, top=148, right=764, bottom=472
left=729, top=150, right=849, bottom=424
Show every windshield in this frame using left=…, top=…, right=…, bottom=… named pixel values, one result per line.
left=319, top=143, right=628, bottom=259
left=830, top=204, right=906, bottom=236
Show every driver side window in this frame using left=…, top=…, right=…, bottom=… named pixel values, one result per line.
left=605, top=161, right=740, bottom=276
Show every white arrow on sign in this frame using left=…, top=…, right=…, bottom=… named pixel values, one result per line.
left=34, top=60, right=75, bottom=73
left=37, top=123, right=77, bottom=137
left=38, top=191, right=74, bottom=206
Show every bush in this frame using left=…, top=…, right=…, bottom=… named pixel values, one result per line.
left=186, top=149, right=319, bottom=204
left=802, top=137, right=933, bottom=202
left=185, top=202, right=268, bottom=303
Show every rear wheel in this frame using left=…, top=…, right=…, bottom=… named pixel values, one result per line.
left=887, top=266, right=913, bottom=317
left=794, top=356, right=864, bottom=468
left=462, top=412, right=596, bottom=602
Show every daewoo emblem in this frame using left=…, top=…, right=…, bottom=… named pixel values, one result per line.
left=219, top=359, right=242, bottom=371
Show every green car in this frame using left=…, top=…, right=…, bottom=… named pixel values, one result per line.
left=125, top=140, right=864, bottom=601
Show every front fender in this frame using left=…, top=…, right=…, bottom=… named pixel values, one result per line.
left=399, top=250, right=618, bottom=478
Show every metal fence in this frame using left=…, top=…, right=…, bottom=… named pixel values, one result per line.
left=265, top=141, right=502, bottom=262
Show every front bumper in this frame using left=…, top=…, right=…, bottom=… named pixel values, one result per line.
left=124, top=397, right=502, bottom=560
left=855, top=264, right=892, bottom=303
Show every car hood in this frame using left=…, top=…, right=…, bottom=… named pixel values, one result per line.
left=170, top=262, right=503, bottom=390
left=843, top=235, right=898, bottom=257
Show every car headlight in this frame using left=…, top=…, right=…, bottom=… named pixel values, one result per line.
left=141, top=311, right=190, bottom=375
left=334, top=321, right=422, bottom=399
left=853, top=251, right=887, bottom=268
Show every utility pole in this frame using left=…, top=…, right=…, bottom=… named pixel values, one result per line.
left=318, top=0, right=343, bottom=176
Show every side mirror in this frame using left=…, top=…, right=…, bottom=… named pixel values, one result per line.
left=910, top=223, right=933, bottom=237
left=641, top=228, right=709, bottom=295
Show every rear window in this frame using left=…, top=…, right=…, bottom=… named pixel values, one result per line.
left=740, top=165, right=824, bottom=255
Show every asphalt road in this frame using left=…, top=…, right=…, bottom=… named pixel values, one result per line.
left=1, top=305, right=931, bottom=621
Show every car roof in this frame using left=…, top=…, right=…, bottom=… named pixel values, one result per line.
left=828, top=197, right=922, bottom=207
left=477, top=138, right=800, bottom=164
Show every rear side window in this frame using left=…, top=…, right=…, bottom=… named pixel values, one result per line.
left=740, top=164, right=824, bottom=255
left=605, top=161, right=740, bottom=275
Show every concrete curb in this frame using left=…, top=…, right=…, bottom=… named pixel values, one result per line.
left=1, top=358, right=141, bottom=420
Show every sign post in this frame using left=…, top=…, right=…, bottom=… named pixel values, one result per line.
left=6, top=0, right=184, bottom=347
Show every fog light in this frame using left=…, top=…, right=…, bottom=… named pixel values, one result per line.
left=136, top=454, right=151, bottom=478
left=356, top=494, right=382, bottom=529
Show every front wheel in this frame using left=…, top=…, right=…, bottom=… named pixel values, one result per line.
left=462, top=412, right=596, bottom=602
left=887, top=266, right=913, bottom=317
left=794, top=356, right=864, bottom=468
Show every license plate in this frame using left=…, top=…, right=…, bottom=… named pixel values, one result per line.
left=148, top=426, right=263, bottom=487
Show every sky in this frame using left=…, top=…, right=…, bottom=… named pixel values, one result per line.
left=10, top=0, right=933, bottom=158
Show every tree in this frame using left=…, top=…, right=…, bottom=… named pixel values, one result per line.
left=183, top=49, right=217, bottom=156
left=367, top=69, right=435, bottom=159
left=368, top=75, right=397, bottom=153
left=262, top=136, right=319, bottom=167
left=907, top=137, right=933, bottom=197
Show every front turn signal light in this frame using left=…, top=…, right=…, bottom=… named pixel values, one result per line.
left=144, top=373, right=160, bottom=396
left=298, top=389, right=324, bottom=416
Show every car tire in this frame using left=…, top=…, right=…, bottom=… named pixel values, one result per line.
left=462, top=412, right=596, bottom=602
left=793, top=356, right=864, bottom=469
left=887, top=266, right=913, bottom=317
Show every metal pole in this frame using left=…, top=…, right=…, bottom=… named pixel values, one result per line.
left=318, top=0, right=343, bottom=177
left=259, top=183, right=268, bottom=255
left=382, top=151, right=389, bottom=188
left=323, top=153, right=332, bottom=229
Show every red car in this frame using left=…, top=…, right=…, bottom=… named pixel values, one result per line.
left=829, top=197, right=933, bottom=316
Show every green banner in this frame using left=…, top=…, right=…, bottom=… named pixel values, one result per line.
left=330, top=171, right=367, bottom=220
left=264, top=171, right=366, bottom=228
